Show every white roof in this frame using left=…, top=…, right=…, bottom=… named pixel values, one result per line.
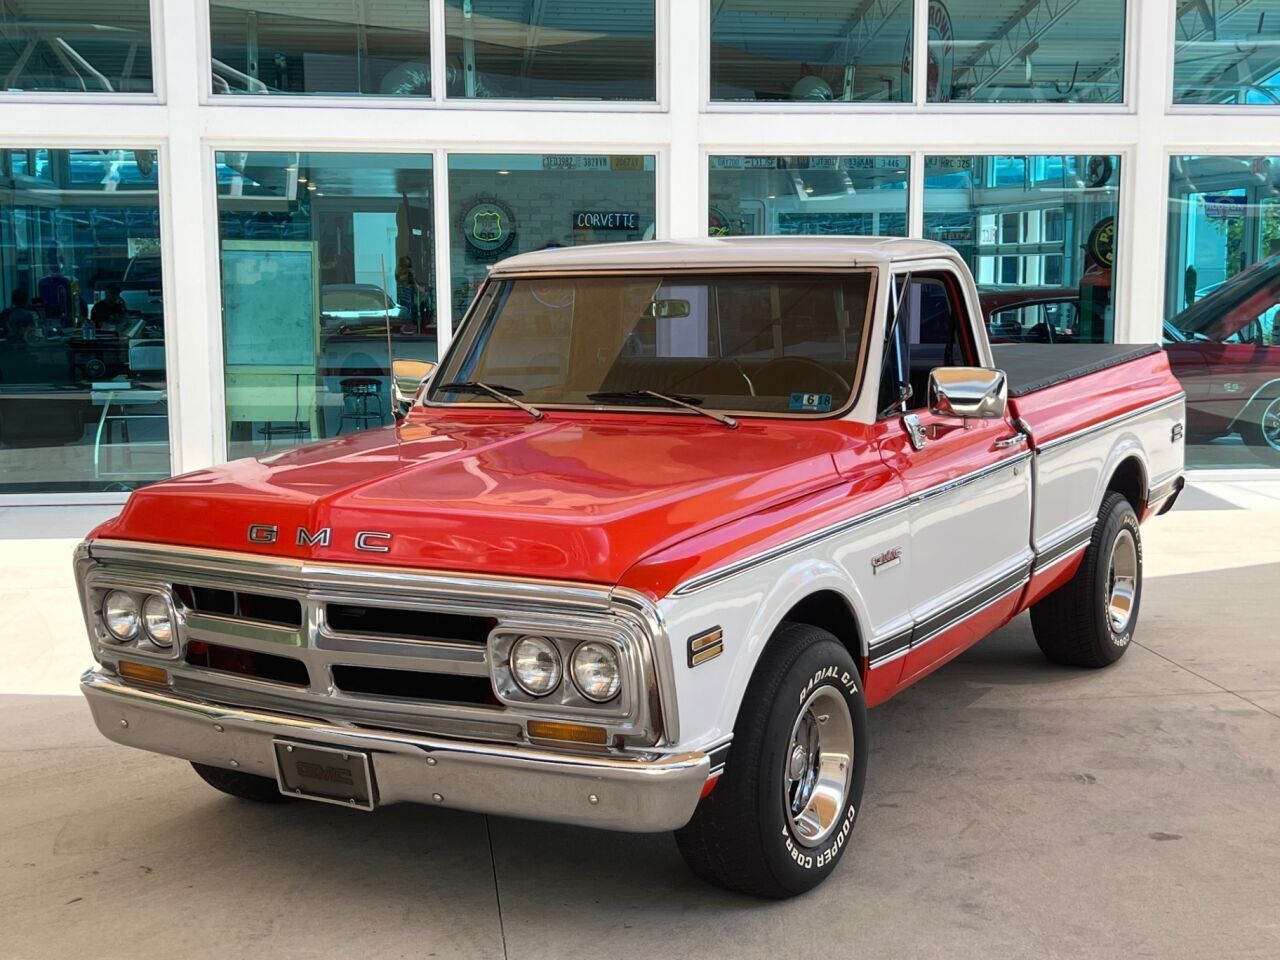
left=489, top=236, right=955, bottom=275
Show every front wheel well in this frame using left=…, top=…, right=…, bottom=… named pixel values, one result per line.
left=779, top=590, right=865, bottom=679
left=1106, top=456, right=1146, bottom=514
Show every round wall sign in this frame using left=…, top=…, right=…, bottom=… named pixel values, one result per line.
left=1087, top=216, right=1116, bottom=268
left=1085, top=156, right=1114, bottom=189
left=460, top=198, right=517, bottom=257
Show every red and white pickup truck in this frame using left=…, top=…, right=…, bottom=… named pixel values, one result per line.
left=77, top=238, right=1185, bottom=898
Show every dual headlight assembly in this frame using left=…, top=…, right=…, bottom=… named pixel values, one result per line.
left=100, top=589, right=174, bottom=648
left=508, top=635, right=621, bottom=703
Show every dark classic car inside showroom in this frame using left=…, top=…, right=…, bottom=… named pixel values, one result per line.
left=1, top=1, right=1278, bottom=958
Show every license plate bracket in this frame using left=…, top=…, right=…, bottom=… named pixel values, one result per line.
left=272, top=739, right=376, bottom=811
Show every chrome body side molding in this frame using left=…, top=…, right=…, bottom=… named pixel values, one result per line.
left=1033, top=394, right=1185, bottom=454
left=673, top=451, right=1032, bottom=597
left=868, top=560, right=1032, bottom=667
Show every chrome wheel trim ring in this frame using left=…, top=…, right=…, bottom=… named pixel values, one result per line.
left=1262, top=397, right=1280, bottom=451
left=1107, top=528, right=1138, bottom=634
left=783, top=686, right=854, bottom=848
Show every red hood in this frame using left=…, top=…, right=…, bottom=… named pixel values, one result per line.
left=100, top=410, right=849, bottom=588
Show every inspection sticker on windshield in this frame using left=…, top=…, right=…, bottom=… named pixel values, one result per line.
left=790, top=392, right=832, bottom=413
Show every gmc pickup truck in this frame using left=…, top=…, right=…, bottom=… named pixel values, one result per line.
left=77, top=237, right=1185, bottom=898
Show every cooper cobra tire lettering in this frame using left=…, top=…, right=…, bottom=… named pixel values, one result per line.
left=675, top=623, right=869, bottom=898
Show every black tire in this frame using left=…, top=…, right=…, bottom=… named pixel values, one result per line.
left=1030, top=491, right=1142, bottom=668
left=675, top=623, right=868, bottom=899
left=191, top=762, right=295, bottom=804
left=1239, top=393, right=1280, bottom=466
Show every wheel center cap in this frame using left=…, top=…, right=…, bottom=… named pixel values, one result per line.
left=789, top=743, right=809, bottom=779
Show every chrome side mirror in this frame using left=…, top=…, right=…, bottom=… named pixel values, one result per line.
left=928, top=367, right=1007, bottom=421
left=392, top=358, right=437, bottom=418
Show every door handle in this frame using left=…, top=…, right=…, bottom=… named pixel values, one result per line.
left=993, top=433, right=1027, bottom=449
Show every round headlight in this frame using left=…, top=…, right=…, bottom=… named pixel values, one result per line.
left=571, top=641, right=621, bottom=702
left=509, top=636, right=562, bottom=697
left=102, top=590, right=140, bottom=641
left=142, top=594, right=173, bottom=647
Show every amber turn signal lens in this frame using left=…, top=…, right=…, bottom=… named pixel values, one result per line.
left=526, top=720, right=609, bottom=745
left=118, top=660, right=169, bottom=686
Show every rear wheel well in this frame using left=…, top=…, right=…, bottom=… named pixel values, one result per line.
left=1106, top=457, right=1146, bottom=513
left=780, top=591, right=865, bottom=679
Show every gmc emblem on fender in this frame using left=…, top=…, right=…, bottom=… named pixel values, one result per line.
left=246, top=525, right=393, bottom=552
left=871, top=547, right=903, bottom=574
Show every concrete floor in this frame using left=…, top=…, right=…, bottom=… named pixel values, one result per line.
left=2, top=490, right=1278, bottom=960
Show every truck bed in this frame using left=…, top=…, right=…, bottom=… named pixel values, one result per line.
left=992, top=343, right=1163, bottom=398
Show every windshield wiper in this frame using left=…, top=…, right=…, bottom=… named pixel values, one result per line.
left=586, top=389, right=738, bottom=429
left=436, top=380, right=544, bottom=420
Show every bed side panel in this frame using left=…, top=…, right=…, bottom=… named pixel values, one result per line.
left=1009, top=352, right=1184, bottom=555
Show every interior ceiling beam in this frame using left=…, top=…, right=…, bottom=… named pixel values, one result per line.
left=953, top=0, right=1082, bottom=95
left=822, top=0, right=911, bottom=65
left=1084, top=0, right=1263, bottom=87
left=1175, top=0, right=1259, bottom=47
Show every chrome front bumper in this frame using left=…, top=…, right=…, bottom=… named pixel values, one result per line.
left=81, top=670, right=709, bottom=832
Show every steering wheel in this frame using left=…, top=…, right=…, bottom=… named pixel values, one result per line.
left=751, top=356, right=851, bottom=399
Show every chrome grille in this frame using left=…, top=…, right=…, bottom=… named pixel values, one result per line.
left=76, top=540, right=669, bottom=746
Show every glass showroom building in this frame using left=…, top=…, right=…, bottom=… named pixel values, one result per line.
left=1, top=1, right=1279, bottom=499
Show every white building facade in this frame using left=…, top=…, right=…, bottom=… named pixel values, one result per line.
left=2, top=1, right=1279, bottom=503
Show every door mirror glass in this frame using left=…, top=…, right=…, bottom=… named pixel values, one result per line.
left=928, top=367, right=1007, bottom=420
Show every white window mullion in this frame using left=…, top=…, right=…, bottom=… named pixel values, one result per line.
left=666, top=0, right=702, bottom=238
left=429, top=0, right=448, bottom=103
left=432, top=147, right=454, bottom=351
left=912, top=0, right=929, bottom=106
left=910, top=149, right=926, bottom=237
left=164, top=0, right=225, bottom=472
left=1119, top=0, right=1176, bottom=345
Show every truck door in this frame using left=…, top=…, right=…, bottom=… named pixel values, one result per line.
left=877, top=267, right=1034, bottom=683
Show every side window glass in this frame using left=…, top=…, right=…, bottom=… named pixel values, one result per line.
left=891, top=272, right=975, bottom=415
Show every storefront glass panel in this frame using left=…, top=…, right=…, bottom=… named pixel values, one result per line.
left=1, top=148, right=168, bottom=494
left=1165, top=155, right=1280, bottom=469
left=215, top=151, right=436, bottom=460
left=927, top=0, right=1126, bottom=103
left=0, top=1, right=154, bottom=94
left=924, top=154, right=1121, bottom=344
left=209, top=1, right=431, bottom=97
left=709, top=2, right=912, bottom=103
left=446, top=154, right=656, bottom=320
left=708, top=156, right=909, bottom=236
left=1173, top=1, right=1280, bottom=105
left=443, top=1, right=655, bottom=100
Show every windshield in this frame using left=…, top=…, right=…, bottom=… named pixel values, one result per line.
left=430, top=271, right=874, bottom=416
left=1168, top=256, right=1280, bottom=342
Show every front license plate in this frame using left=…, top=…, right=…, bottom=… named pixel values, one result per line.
left=272, top=740, right=376, bottom=811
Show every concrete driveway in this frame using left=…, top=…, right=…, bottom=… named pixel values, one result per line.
left=2, top=488, right=1278, bottom=960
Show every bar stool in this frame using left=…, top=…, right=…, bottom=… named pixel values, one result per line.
left=338, top=378, right=385, bottom=433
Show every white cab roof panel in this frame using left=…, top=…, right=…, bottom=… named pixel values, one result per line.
left=489, top=236, right=956, bottom=275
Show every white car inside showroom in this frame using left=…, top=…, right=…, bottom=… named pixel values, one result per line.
left=1, top=1, right=1278, bottom=957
